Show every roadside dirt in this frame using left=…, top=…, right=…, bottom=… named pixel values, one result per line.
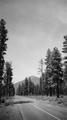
left=0, top=100, right=23, bottom=120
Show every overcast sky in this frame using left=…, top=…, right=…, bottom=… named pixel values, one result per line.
left=0, top=0, right=67, bottom=83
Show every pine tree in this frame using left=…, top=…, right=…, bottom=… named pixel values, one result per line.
left=45, top=48, right=52, bottom=96
left=51, top=47, right=63, bottom=97
left=28, top=77, right=34, bottom=95
left=0, top=19, right=8, bottom=101
left=62, top=35, right=67, bottom=87
left=38, top=59, right=44, bottom=75
left=45, top=48, right=51, bottom=66
left=39, top=59, right=44, bottom=95
left=9, top=83, right=15, bottom=96
left=21, top=82, right=25, bottom=95
left=40, top=73, right=45, bottom=95
left=4, top=62, right=13, bottom=96
left=24, top=77, right=28, bottom=95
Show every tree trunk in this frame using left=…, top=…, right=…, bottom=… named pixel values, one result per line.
left=50, top=87, right=52, bottom=96
left=0, top=83, right=2, bottom=103
left=56, top=83, right=59, bottom=98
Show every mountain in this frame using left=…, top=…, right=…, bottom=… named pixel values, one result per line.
left=14, top=76, right=40, bottom=93
left=29, top=76, right=40, bottom=85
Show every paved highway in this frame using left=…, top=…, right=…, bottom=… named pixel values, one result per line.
left=12, top=96, right=67, bottom=120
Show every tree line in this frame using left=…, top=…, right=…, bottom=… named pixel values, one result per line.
left=16, top=77, right=40, bottom=95
left=16, top=35, right=67, bottom=98
left=0, top=19, right=15, bottom=103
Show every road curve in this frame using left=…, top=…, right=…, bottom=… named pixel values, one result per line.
left=14, top=96, right=67, bottom=120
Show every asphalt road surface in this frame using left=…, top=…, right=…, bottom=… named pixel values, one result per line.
left=12, top=96, right=67, bottom=120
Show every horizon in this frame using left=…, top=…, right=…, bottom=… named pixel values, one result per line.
left=0, top=0, right=67, bottom=83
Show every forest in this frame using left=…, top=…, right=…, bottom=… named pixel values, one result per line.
left=16, top=33, right=67, bottom=98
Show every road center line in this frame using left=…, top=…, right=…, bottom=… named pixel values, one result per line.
left=31, top=104, right=61, bottom=120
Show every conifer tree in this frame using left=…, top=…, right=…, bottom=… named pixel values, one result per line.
left=45, top=49, right=52, bottom=96
left=51, top=47, right=63, bottom=97
left=62, top=35, right=67, bottom=86
left=21, top=82, right=25, bottom=95
left=0, top=19, right=8, bottom=101
left=39, top=59, right=44, bottom=95
left=4, top=62, right=13, bottom=96
left=24, top=77, right=28, bottom=95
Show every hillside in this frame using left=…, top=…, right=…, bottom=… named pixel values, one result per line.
left=29, top=76, right=40, bottom=85
left=14, top=76, right=40, bottom=93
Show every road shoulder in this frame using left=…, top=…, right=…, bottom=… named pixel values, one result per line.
left=0, top=104, right=23, bottom=120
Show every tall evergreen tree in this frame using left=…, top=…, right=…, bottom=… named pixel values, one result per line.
left=9, top=83, right=15, bottom=96
left=0, top=19, right=8, bottom=101
left=28, top=77, right=34, bottom=95
left=40, top=73, right=45, bottom=95
left=21, top=82, right=25, bottom=95
left=45, top=48, right=51, bottom=66
left=39, top=59, right=44, bottom=95
left=45, top=48, right=52, bottom=96
left=62, top=35, right=67, bottom=86
left=51, top=47, right=63, bottom=97
left=24, top=77, right=29, bottom=95
left=38, top=59, right=44, bottom=75
left=4, top=62, right=13, bottom=96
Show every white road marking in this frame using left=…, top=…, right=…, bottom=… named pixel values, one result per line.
left=31, top=104, right=61, bottom=120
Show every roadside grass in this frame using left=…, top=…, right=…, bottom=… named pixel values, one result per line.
left=0, top=103, right=23, bottom=120
left=1, top=95, right=67, bottom=107
left=27, top=95, right=67, bottom=107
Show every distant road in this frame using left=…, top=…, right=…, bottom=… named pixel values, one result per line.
left=13, top=96, right=67, bottom=120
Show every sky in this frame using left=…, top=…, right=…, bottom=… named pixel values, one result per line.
left=0, top=0, right=67, bottom=83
